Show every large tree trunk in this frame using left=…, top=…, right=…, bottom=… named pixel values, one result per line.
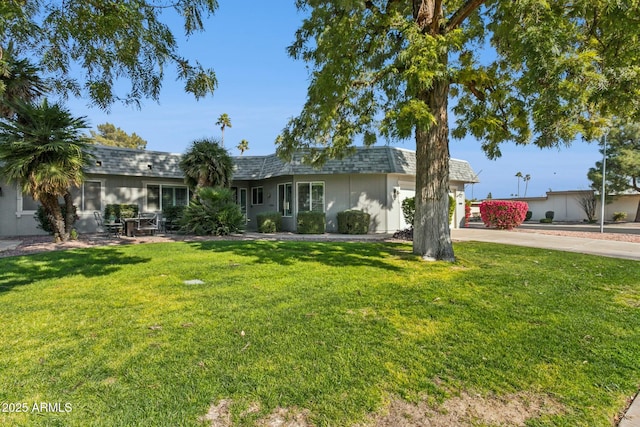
left=413, top=77, right=454, bottom=261
left=40, top=193, right=66, bottom=243
left=63, top=190, right=76, bottom=237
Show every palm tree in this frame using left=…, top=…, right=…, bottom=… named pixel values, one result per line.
left=237, top=139, right=249, bottom=155
left=515, top=171, right=523, bottom=197
left=179, top=137, right=233, bottom=191
left=0, top=99, right=91, bottom=242
left=523, top=174, right=531, bottom=197
left=0, top=50, right=48, bottom=118
left=215, top=113, right=232, bottom=146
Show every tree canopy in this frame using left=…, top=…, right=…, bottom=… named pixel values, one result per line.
left=277, top=0, right=640, bottom=260
left=0, top=0, right=218, bottom=109
left=0, top=99, right=91, bottom=242
left=180, top=137, right=233, bottom=191
left=89, top=122, right=148, bottom=150
left=588, top=119, right=640, bottom=221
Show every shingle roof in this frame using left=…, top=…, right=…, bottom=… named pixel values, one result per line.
left=85, top=145, right=184, bottom=179
left=85, top=145, right=479, bottom=183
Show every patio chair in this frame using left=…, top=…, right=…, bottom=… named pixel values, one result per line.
left=134, top=212, right=158, bottom=236
left=94, top=211, right=123, bottom=238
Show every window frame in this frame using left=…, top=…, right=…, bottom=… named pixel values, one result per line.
left=81, top=180, right=104, bottom=212
left=277, top=183, right=293, bottom=217
left=251, top=186, right=264, bottom=206
left=144, top=182, right=190, bottom=212
left=296, top=181, right=325, bottom=213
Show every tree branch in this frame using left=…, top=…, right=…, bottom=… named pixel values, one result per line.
left=432, top=0, right=443, bottom=34
left=445, top=0, right=485, bottom=33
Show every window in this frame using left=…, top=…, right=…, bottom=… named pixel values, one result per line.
left=83, top=181, right=101, bottom=211
left=278, top=183, right=293, bottom=217
left=297, top=182, right=324, bottom=213
left=146, top=184, right=188, bottom=211
left=21, top=194, right=39, bottom=211
left=251, top=187, right=263, bottom=205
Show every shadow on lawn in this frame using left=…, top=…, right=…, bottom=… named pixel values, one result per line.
left=187, top=239, right=412, bottom=271
left=0, top=247, right=151, bottom=293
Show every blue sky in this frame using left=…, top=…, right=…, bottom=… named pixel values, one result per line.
left=63, top=2, right=602, bottom=200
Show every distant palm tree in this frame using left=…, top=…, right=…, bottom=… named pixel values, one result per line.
left=523, top=174, right=531, bottom=197
left=215, top=113, right=232, bottom=146
left=180, top=137, right=233, bottom=191
left=0, top=99, right=91, bottom=242
left=237, top=139, right=249, bottom=155
left=515, top=171, right=523, bottom=197
left=0, top=50, right=48, bottom=118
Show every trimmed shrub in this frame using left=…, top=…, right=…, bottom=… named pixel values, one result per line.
left=525, top=211, right=533, bottom=221
left=613, top=211, right=627, bottom=222
left=297, top=211, right=325, bottom=234
left=545, top=211, right=555, bottom=220
left=181, top=187, right=245, bottom=235
left=163, top=205, right=186, bottom=232
left=479, top=200, right=529, bottom=230
left=540, top=218, right=553, bottom=224
left=257, top=212, right=282, bottom=233
left=105, top=204, right=138, bottom=220
left=401, top=197, right=415, bottom=227
left=337, top=210, right=370, bottom=234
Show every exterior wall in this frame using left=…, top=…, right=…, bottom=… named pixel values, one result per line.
left=294, top=174, right=390, bottom=233
left=0, top=175, right=188, bottom=236
left=507, top=190, right=639, bottom=222
left=0, top=179, right=48, bottom=237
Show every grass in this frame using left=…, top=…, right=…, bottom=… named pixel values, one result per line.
left=0, top=240, right=639, bottom=426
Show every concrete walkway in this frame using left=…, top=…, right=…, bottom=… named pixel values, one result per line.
left=0, top=239, right=21, bottom=252
left=451, top=228, right=640, bottom=261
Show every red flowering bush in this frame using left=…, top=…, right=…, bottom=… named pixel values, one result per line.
left=479, top=200, right=529, bottom=230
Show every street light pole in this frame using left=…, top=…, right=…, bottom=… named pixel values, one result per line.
left=600, top=132, right=607, bottom=234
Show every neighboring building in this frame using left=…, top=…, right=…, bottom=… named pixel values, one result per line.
left=0, top=145, right=479, bottom=236
left=498, top=190, right=639, bottom=222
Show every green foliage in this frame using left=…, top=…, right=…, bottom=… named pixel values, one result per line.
left=181, top=187, right=244, bottom=236
left=257, top=212, right=282, bottom=233
left=35, top=204, right=77, bottom=235
left=180, top=138, right=233, bottom=190
left=297, top=211, right=325, bottom=234
left=540, top=218, right=553, bottom=224
left=337, top=210, right=371, bottom=234
left=0, top=50, right=47, bottom=118
left=1, top=1, right=218, bottom=109
left=89, top=123, right=147, bottom=149
left=613, top=211, right=627, bottom=222
left=276, top=1, right=640, bottom=259
left=525, top=211, right=533, bottom=221
left=163, top=205, right=186, bottom=232
left=588, top=119, right=640, bottom=219
left=0, top=99, right=91, bottom=242
left=401, top=197, right=415, bottom=228
left=104, top=204, right=139, bottom=220
left=448, top=194, right=456, bottom=225
left=1, top=241, right=639, bottom=426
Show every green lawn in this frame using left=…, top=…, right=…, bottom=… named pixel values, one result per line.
left=0, top=240, right=639, bottom=426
